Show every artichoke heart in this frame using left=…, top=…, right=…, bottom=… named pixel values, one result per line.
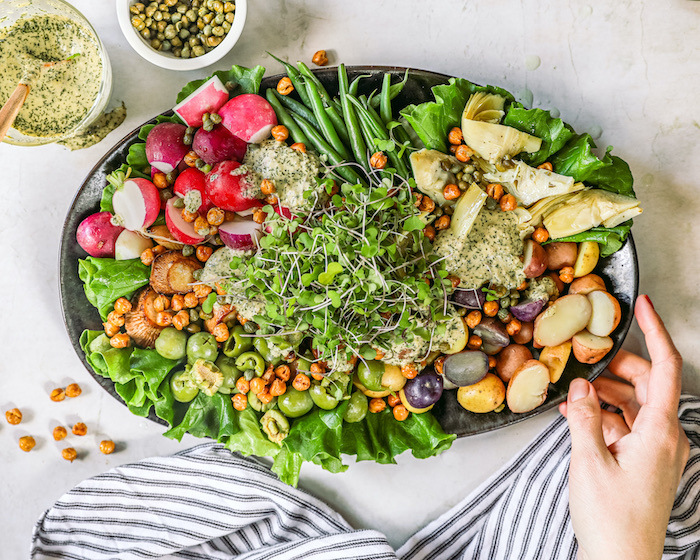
left=543, top=189, right=642, bottom=239
left=191, top=358, right=224, bottom=396
left=447, top=183, right=488, bottom=239
left=461, top=93, right=542, bottom=164
left=409, top=149, right=462, bottom=206
left=483, top=161, right=584, bottom=206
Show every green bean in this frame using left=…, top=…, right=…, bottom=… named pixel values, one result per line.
left=265, top=89, right=310, bottom=145
left=266, top=51, right=311, bottom=107
left=370, top=69, right=409, bottom=109
left=349, top=73, right=371, bottom=96
left=380, top=72, right=393, bottom=125
left=274, top=91, right=319, bottom=128
left=325, top=105, right=350, bottom=147
left=297, top=61, right=341, bottom=112
left=289, top=112, right=365, bottom=186
left=338, top=64, right=369, bottom=172
left=303, top=76, right=350, bottom=161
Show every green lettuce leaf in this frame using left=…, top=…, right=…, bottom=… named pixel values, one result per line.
left=549, top=220, right=633, bottom=258
left=78, top=257, right=151, bottom=320
left=549, top=134, right=609, bottom=183
left=585, top=149, right=635, bottom=197
left=224, top=407, right=283, bottom=458
left=502, top=104, right=574, bottom=166
left=176, top=64, right=266, bottom=104
left=164, top=391, right=237, bottom=440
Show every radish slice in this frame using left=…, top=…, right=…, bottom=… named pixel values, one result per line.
left=173, top=167, right=211, bottom=213
left=114, top=229, right=154, bottom=260
left=112, top=178, right=161, bottom=231
left=146, top=123, right=189, bottom=174
left=218, top=216, right=262, bottom=250
left=219, top=94, right=277, bottom=144
left=165, top=198, right=207, bottom=245
left=173, top=76, right=230, bottom=128
left=76, top=211, right=124, bottom=258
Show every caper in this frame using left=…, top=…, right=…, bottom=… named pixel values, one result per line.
left=204, top=35, right=219, bottom=47
left=180, top=45, right=190, bottom=58
left=212, top=0, right=224, bottom=12
left=173, top=197, right=185, bottom=208
left=497, top=308, right=510, bottom=322
left=185, top=8, right=196, bottom=20
left=131, top=17, right=146, bottom=30
left=189, top=24, right=199, bottom=33
left=223, top=1, right=235, bottom=12
left=444, top=205, right=454, bottom=216
left=222, top=20, right=231, bottom=32
left=165, top=170, right=177, bottom=185
left=164, top=24, right=177, bottom=38
left=129, top=3, right=143, bottom=14
left=189, top=309, right=199, bottom=322
left=203, top=23, right=212, bottom=36
left=201, top=163, right=212, bottom=173
left=145, top=5, right=157, bottom=17
left=214, top=13, right=224, bottom=24
left=161, top=39, right=172, bottom=51
left=157, top=31, right=165, bottom=41
left=186, top=323, right=201, bottom=334
left=499, top=297, right=511, bottom=309
left=157, top=20, right=167, bottom=32
left=176, top=2, right=187, bottom=13
left=151, top=38, right=162, bottom=49
left=132, top=12, right=145, bottom=21
left=188, top=36, right=199, bottom=47
left=485, top=197, right=498, bottom=210
left=196, top=19, right=205, bottom=29
left=169, top=37, right=181, bottom=48
left=179, top=15, right=188, bottom=25
left=171, top=12, right=181, bottom=23
left=209, top=112, right=222, bottom=124
left=182, top=245, right=194, bottom=257
left=179, top=27, right=190, bottom=38
left=198, top=6, right=208, bottom=17
left=153, top=9, right=163, bottom=21
left=243, top=321, right=258, bottom=334
left=165, top=0, right=177, bottom=6
left=225, top=11, right=234, bottom=22
left=212, top=25, right=224, bottom=36
left=458, top=180, right=469, bottom=190
left=161, top=11, right=171, bottom=22
left=144, top=17, right=153, bottom=27
left=194, top=158, right=205, bottom=169
left=202, top=12, right=214, bottom=24
left=199, top=310, right=212, bottom=320
left=141, top=28, right=152, bottom=39
left=202, top=121, right=213, bottom=132
left=183, top=133, right=193, bottom=145
left=158, top=3, right=168, bottom=10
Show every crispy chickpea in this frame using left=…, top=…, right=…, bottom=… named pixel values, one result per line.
left=155, top=312, right=172, bottom=328
left=170, top=294, right=185, bottom=312
left=153, top=295, right=170, bottom=312
left=276, top=76, right=294, bottom=95
left=434, top=215, right=451, bottom=231
left=153, top=172, right=168, bottom=189
left=419, top=195, right=436, bottom=213
left=172, top=310, right=190, bottom=331
left=423, top=225, right=436, bottom=242
left=53, top=426, right=68, bottom=441
left=110, top=333, right=131, bottom=349
left=455, top=144, right=474, bottom=162
left=532, top=227, right=549, bottom=243
left=370, top=151, right=388, bottom=169
left=499, top=194, right=517, bottom=211
left=72, top=422, right=88, bottom=436
left=486, top=183, right=504, bottom=201
left=5, top=408, right=22, bottom=425
left=62, top=447, right=78, bottom=462
left=449, top=144, right=458, bottom=154
left=236, top=314, right=249, bottom=325
left=559, top=266, right=575, bottom=284
left=249, top=377, right=266, bottom=395
left=465, top=310, right=482, bottom=329
left=212, top=323, right=229, bottom=342
left=196, top=245, right=213, bottom=262
left=393, top=404, right=409, bottom=421
left=100, top=440, right=116, bottom=455
left=401, top=363, right=418, bottom=379
left=506, top=318, right=522, bottom=336
left=467, top=334, right=483, bottom=350
left=433, top=355, right=446, bottom=375
left=375, top=348, right=385, bottom=360
left=537, top=162, right=553, bottom=171
left=447, top=127, right=463, bottom=145
left=292, top=373, right=311, bottom=391
left=443, top=183, right=461, bottom=201
left=152, top=245, right=166, bottom=256
left=488, top=356, right=497, bottom=369
left=114, top=297, right=132, bottom=315
left=483, top=300, right=499, bottom=317
left=181, top=208, right=198, bottom=223
left=271, top=125, right=289, bottom=142
left=269, top=378, right=287, bottom=397
left=206, top=207, right=225, bottom=226
left=19, top=436, right=36, bottom=452
left=193, top=283, right=212, bottom=298
left=290, top=142, right=306, bottom=152
left=369, top=398, right=386, bottom=413
left=309, top=362, right=326, bottom=381
left=517, top=280, right=529, bottom=291
left=260, top=178, right=276, bottom=195
left=65, top=383, right=82, bottom=398
left=193, top=215, right=210, bottom=236
left=235, top=377, right=250, bottom=394
left=184, top=150, right=199, bottom=167
left=387, top=394, right=401, bottom=407
left=265, top=194, right=278, bottom=205
left=274, top=365, right=291, bottom=382
left=447, top=275, right=461, bottom=288
left=311, top=49, right=328, bottom=66
left=232, top=393, right=248, bottom=411
left=184, top=292, right=199, bottom=308
left=50, top=388, right=66, bottom=402
left=257, top=390, right=274, bottom=404
left=252, top=209, right=267, bottom=224
left=140, top=248, right=155, bottom=266
left=413, top=192, right=424, bottom=207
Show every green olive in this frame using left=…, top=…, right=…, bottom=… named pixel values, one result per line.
left=215, top=355, right=241, bottom=394
left=309, top=384, right=341, bottom=410
left=277, top=387, right=314, bottom=418
left=170, top=370, right=199, bottom=403
left=155, top=327, right=187, bottom=360
left=356, top=360, right=384, bottom=392
left=186, top=331, right=218, bottom=363
left=343, top=391, right=368, bottom=423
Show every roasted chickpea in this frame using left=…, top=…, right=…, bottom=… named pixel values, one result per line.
left=447, top=275, right=461, bottom=288
left=271, top=125, right=289, bottom=142
left=196, top=245, right=213, bottom=262
left=232, top=393, right=248, bottom=411
left=311, top=49, right=328, bottom=66
left=423, top=225, right=436, bottom=242
left=249, top=377, right=266, bottom=395
left=532, top=227, right=549, bottom=243
left=153, top=172, right=168, bottom=189
left=537, top=162, right=553, bottom=171
left=113, top=297, right=132, bottom=315
left=183, top=150, right=199, bottom=167
left=269, top=378, right=287, bottom=397
left=369, top=398, right=386, bottom=413
left=387, top=393, right=401, bottom=407
left=206, top=207, right=225, bottom=226
left=153, top=295, right=170, bottom=312
left=486, top=183, right=504, bottom=201
left=506, top=318, right=522, bottom=336
left=276, top=77, right=294, bottom=95
left=370, top=151, right=388, bottom=169
left=50, top=388, right=66, bottom=402
left=140, top=247, right=155, bottom=266
left=483, top=300, right=499, bottom=317
left=488, top=355, right=497, bottom=369
left=72, top=422, right=88, bottom=436
left=193, top=283, right=212, bottom=298
left=447, top=127, right=463, bottom=145
left=400, top=363, right=418, bottom=379
left=212, top=323, right=229, bottom=342
left=62, top=447, right=78, bottom=462
left=443, top=183, right=461, bottom=201
left=53, top=426, right=68, bottom=441
left=181, top=208, right=198, bottom=223
left=252, top=208, right=267, bottom=224
left=260, top=178, right=276, bottom=195
left=434, top=215, right=451, bottom=231
left=392, top=404, right=409, bottom=421
left=419, top=195, right=436, bottom=213
left=5, top=408, right=22, bottom=425
left=290, top=142, right=306, bottom=152
left=65, top=383, right=82, bottom=398
left=309, top=362, right=326, bottom=381
left=19, top=436, right=36, bottom=452
left=257, top=390, right=274, bottom=404
left=236, top=377, right=250, bottom=394
left=110, top=333, right=131, bottom=349
left=455, top=144, right=474, bottom=162
left=103, top=321, right=120, bottom=337
left=292, top=373, right=311, bottom=391
left=467, top=334, right=483, bottom=350
left=274, top=365, right=291, bottom=382
left=172, top=310, right=190, bottom=331
left=184, top=292, right=199, bottom=308
left=99, top=440, right=116, bottom=455
left=465, top=310, right=482, bottom=329
left=559, top=266, right=575, bottom=284
left=155, top=312, right=173, bottom=328
left=499, top=194, right=517, bottom=211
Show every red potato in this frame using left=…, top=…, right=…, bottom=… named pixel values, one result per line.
left=506, top=359, right=550, bottom=413
left=219, top=94, right=277, bottom=144
left=545, top=242, right=578, bottom=270
left=174, top=168, right=212, bottom=213
left=205, top=160, right=264, bottom=212
left=586, top=291, right=622, bottom=337
left=572, top=330, right=614, bottom=364
left=146, top=123, right=189, bottom=174
left=496, top=344, right=533, bottom=383
left=76, top=211, right=124, bottom=257
left=218, top=216, right=262, bottom=251
left=193, top=125, right=248, bottom=165
left=512, top=321, right=533, bottom=344
left=538, top=342, right=572, bottom=383
left=522, top=239, right=548, bottom=278
left=533, top=294, right=592, bottom=347
left=112, top=178, right=161, bottom=231
left=173, top=75, right=230, bottom=128
left=114, top=229, right=153, bottom=260
left=165, top=197, right=207, bottom=245
left=568, top=273, right=607, bottom=296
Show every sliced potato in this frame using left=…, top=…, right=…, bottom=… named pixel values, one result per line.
left=573, top=241, right=600, bottom=278
left=545, top=242, right=578, bottom=270
left=538, top=342, right=572, bottom=383
left=572, top=330, right=614, bottom=364
left=522, top=239, right=548, bottom=278
left=456, top=373, right=506, bottom=413
left=533, top=294, right=592, bottom=347
left=586, top=291, right=622, bottom=337
left=506, top=359, right=550, bottom=413
left=568, top=273, right=607, bottom=296
left=496, top=344, right=533, bottom=383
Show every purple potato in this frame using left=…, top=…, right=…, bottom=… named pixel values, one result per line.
left=510, top=299, right=546, bottom=323
left=473, top=317, right=510, bottom=348
left=452, top=288, right=486, bottom=310
left=402, top=369, right=443, bottom=409
left=443, top=351, right=489, bottom=387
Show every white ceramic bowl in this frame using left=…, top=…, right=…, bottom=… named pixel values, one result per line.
left=116, top=0, right=247, bottom=71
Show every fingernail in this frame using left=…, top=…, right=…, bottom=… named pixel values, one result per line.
left=569, top=378, right=590, bottom=402
left=644, top=294, right=654, bottom=310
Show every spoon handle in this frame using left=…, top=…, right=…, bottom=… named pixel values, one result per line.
left=0, top=83, right=30, bottom=142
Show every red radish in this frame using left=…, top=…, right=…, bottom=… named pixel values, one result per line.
left=274, top=206, right=293, bottom=220
left=174, top=167, right=211, bottom=213
left=219, top=94, right=277, bottom=144
left=173, top=76, right=230, bottom=128
left=205, top=160, right=264, bottom=212
left=76, top=211, right=124, bottom=257
left=112, top=178, right=161, bottom=231
left=146, top=123, right=189, bottom=174
left=193, top=125, right=247, bottom=165
left=218, top=216, right=262, bottom=250
left=114, top=229, right=154, bottom=260
left=165, top=198, right=207, bottom=245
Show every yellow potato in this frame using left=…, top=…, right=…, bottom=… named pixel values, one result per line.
left=568, top=273, right=607, bottom=296
left=381, top=365, right=407, bottom=392
left=456, top=373, right=506, bottom=413
left=353, top=377, right=391, bottom=398
left=573, top=241, right=600, bottom=278
left=586, top=291, right=622, bottom=337
left=538, top=342, right=572, bottom=383
left=533, top=294, right=592, bottom=347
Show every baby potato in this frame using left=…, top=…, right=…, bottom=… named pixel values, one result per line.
left=573, top=241, right=600, bottom=278
left=538, top=341, right=572, bottom=383
left=533, top=294, right=592, bottom=348
left=586, top=291, right=621, bottom=337
left=381, top=364, right=407, bottom=392
left=506, top=359, right=550, bottom=413
left=568, top=273, right=607, bottom=296
left=512, top=321, right=533, bottom=344
left=456, top=373, right=506, bottom=413
left=545, top=242, right=578, bottom=270
left=523, top=239, right=549, bottom=278
left=572, top=330, right=614, bottom=364
left=496, top=344, right=533, bottom=383
left=353, top=377, right=391, bottom=398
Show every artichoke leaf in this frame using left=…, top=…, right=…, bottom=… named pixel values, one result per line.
left=602, top=206, right=642, bottom=228
left=523, top=192, right=580, bottom=228
left=483, top=161, right=583, bottom=206
left=462, top=92, right=506, bottom=123
left=449, top=183, right=488, bottom=240
left=543, top=189, right=642, bottom=239
left=409, top=149, right=462, bottom=206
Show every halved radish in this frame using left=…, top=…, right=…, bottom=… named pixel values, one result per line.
left=218, top=216, right=262, bottom=250
left=173, top=76, right=230, bottom=128
left=146, top=123, right=189, bottom=174
left=112, top=178, right=161, bottom=231
left=174, top=167, right=211, bottom=213
left=114, top=229, right=154, bottom=260
left=219, top=94, right=277, bottom=144
left=76, top=211, right=124, bottom=257
left=165, top=197, right=206, bottom=245
left=205, top=160, right=264, bottom=212
left=193, top=125, right=247, bottom=165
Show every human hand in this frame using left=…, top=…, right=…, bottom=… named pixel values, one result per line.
left=559, top=295, right=690, bottom=560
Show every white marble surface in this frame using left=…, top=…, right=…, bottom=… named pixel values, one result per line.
left=2, top=0, right=700, bottom=557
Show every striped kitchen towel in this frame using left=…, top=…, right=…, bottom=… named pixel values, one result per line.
left=32, top=395, right=700, bottom=560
